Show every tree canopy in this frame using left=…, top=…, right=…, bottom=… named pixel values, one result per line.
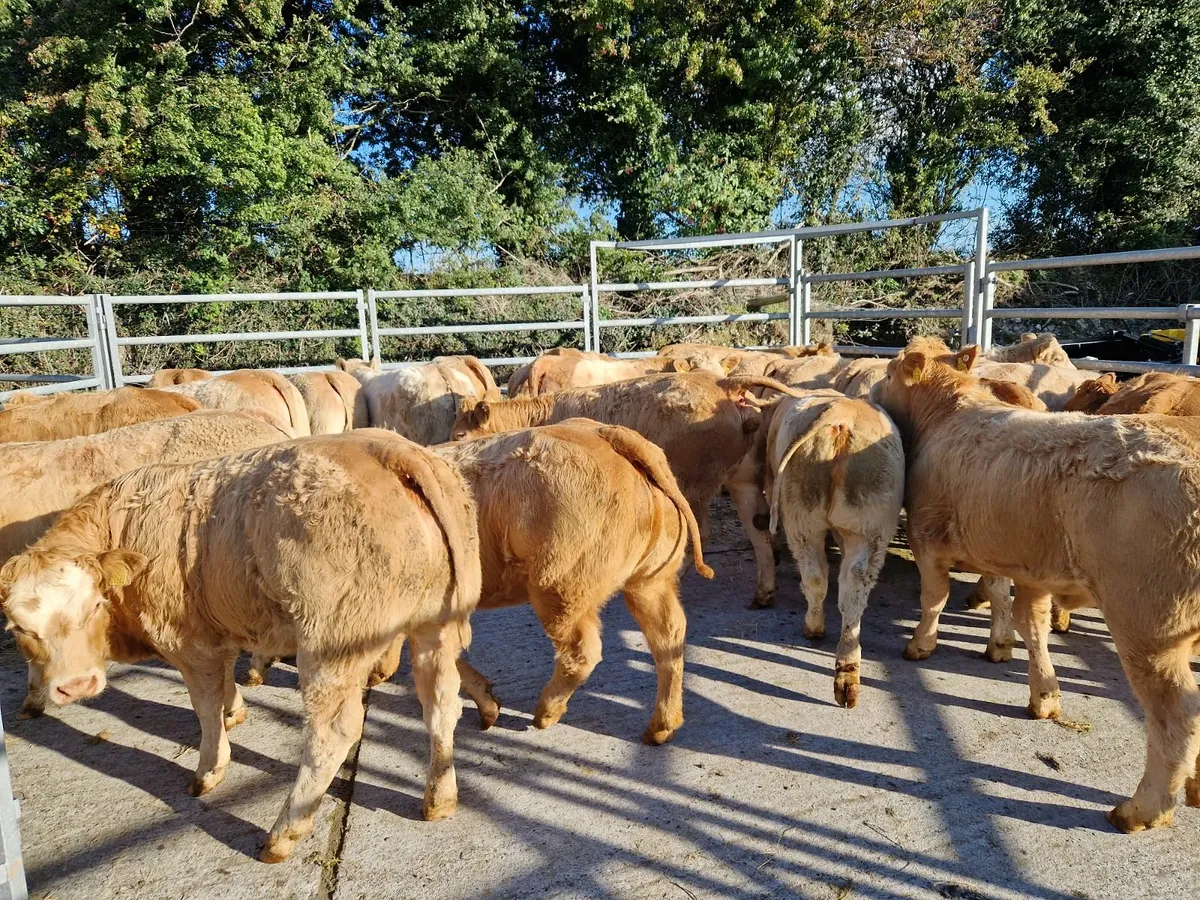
left=1, top=0, right=1196, bottom=292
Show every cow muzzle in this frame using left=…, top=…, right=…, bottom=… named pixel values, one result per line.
left=51, top=671, right=105, bottom=705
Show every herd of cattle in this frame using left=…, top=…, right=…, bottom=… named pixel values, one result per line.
left=1, top=332, right=1199, bottom=864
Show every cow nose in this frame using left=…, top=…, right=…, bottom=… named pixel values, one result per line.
left=54, top=674, right=100, bottom=704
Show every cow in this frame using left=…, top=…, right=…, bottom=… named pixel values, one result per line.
left=339, top=356, right=500, bottom=445
left=154, top=369, right=311, bottom=437
left=451, top=373, right=804, bottom=607
left=831, top=358, right=892, bottom=399
left=0, top=431, right=481, bottom=862
left=762, top=391, right=904, bottom=708
left=872, top=340, right=1200, bottom=834
left=764, top=353, right=846, bottom=391
left=658, top=343, right=834, bottom=378
left=0, top=387, right=201, bottom=443
left=364, top=421, right=713, bottom=744
left=1062, top=373, right=1120, bottom=413
left=0, top=411, right=291, bottom=716
left=985, top=333, right=1074, bottom=366
left=511, top=350, right=687, bottom=397
left=1090, top=371, right=1200, bottom=417
left=287, top=370, right=368, bottom=435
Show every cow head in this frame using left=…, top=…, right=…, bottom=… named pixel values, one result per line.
left=148, top=368, right=210, bottom=387
left=451, top=399, right=492, bottom=441
left=1062, top=372, right=1119, bottom=413
left=0, top=548, right=147, bottom=707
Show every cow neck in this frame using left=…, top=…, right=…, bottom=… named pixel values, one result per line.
left=904, top=369, right=998, bottom=452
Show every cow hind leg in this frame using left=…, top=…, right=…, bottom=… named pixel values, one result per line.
left=981, top=577, right=1015, bottom=663
left=1109, top=638, right=1200, bottom=833
left=623, top=576, right=688, bottom=745
left=832, top=530, right=887, bottom=709
left=904, top=556, right=951, bottom=661
left=1012, top=586, right=1062, bottom=720
left=243, top=652, right=278, bottom=687
left=410, top=619, right=467, bottom=821
left=457, top=657, right=501, bottom=729
left=532, top=596, right=603, bottom=730
left=784, top=520, right=830, bottom=640
left=367, top=632, right=406, bottom=687
left=222, top=650, right=247, bottom=730
left=728, top=479, right=778, bottom=609
left=261, top=652, right=371, bottom=863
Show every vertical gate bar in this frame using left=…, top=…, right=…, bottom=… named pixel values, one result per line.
left=84, top=295, right=109, bottom=390
left=355, top=289, right=369, bottom=361
left=99, top=294, right=125, bottom=387
left=973, top=208, right=992, bottom=351
left=366, top=288, right=381, bottom=363
left=589, top=243, right=601, bottom=353
left=787, top=236, right=799, bottom=346
left=581, top=285, right=591, bottom=352
left=0, top=703, right=28, bottom=900
left=961, top=261, right=975, bottom=346
left=798, top=239, right=812, bottom=347
left=1184, top=306, right=1200, bottom=366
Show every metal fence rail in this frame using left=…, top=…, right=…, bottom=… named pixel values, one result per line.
left=102, top=291, right=368, bottom=386
left=368, top=285, right=591, bottom=368
left=0, top=295, right=111, bottom=401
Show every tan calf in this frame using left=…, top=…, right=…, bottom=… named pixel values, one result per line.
left=156, top=369, right=311, bottom=437
left=452, top=373, right=802, bottom=606
left=287, top=370, right=368, bottom=434
left=0, top=431, right=481, bottom=861
left=1093, top=371, right=1200, bottom=416
left=763, top=392, right=904, bottom=708
left=0, top=387, right=201, bottom=442
left=874, top=342, right=1200, bottom=834
left=369, top=421, right=712, bottom=743
left=513, top=350, right=685, bottom=397
left=339, top=356, right=499, bottom=444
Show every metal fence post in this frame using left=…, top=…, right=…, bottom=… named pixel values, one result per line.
left=961, top=261, right=975, bottom=346
left=798, top=241, right=812, bottom=347
left=979, top=270, right=997, bottom=352
left=85, top=294, right=111, bottom=390
left=0, top=703, right=28, bottom=900
left=366, top=289, right=381, bottom=363
left=98, top=294, right=125, bottom=387
left=588, top=242, right=600, bottom=353
left=787, top=236, right=799, bottom=346
left=973, top=208, right=990, bottom=350
left=1183, top=305, right=1200, bottom=367
left=581, top=285, right=592, bottom=353
left=354, top=289, right=370, bottom=361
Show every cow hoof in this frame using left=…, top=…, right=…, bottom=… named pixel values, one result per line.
left=642, top=725, right=677, bottom=746
left=223, top=705, right=248, bottom=730
left=243, top=669, right=264, bottom=688
left=477, top=697, right=500, bottom=730
left=983, top=642, right=1013, bottom=663
left=963, top=591, right=990, bottom=611
left=803, top=625, right=826, bottom=641
left=746, top=592, right=775, bottom=610
left=423, top=798, right=457, bottom=821
left=1107, top=801, right=1173, bottom=833
left=533, top=703, right=566, bottom=730
left=18, top=699, right=44, bottom=720
left=188, top=768, right=226, bottom=797
left=834, top=664, right=860, bottom=709
left=259, top=836, right=294, bottom=864
left=1027, top=692, right=1062, bottom=720
left=902, top=642, right=933, bottom=661
left=1050, top=608, right=1072, bottom=633
left=1187, top=778, right=1200, bottom=808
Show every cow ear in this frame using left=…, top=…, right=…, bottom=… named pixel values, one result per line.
left=899, top=352, right=928, bottom=385
left=954, top=345, right=979, bottom=372
left=1099, top=372, right=1118, bottom=387
left=720, top=357, right=737, bottom=374
left=97, top=550, right=148, bottom=591
left=673, top=359, right=691, bottom=372
left=0, top=556, right=20, bottom=607
left=474, top=402, right=491, bottom=425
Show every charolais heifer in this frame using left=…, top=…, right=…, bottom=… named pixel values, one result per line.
left=0, top=430, right=481, bottom=862
left=762, top=390, right=904, bottom=708
left=873, top=340, right=1200, bottom=834
left=0, top=387, right=201, bottom=442
left=154, top=369, right=311, bottom=438
left=287, top=370, right=368, bottom=435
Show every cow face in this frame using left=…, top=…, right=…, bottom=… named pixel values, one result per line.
left=0, top=549, right=147, bottom=707
left=450, top=400, right=492, bottom=441
left=870, top=351, right=932, bottom=421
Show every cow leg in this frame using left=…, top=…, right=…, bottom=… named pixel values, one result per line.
left=532, top=595, right=602, bottom=729
left=174, top=654, right=233, bottom=797
left=1109, top=639, right=1200, bottom=832
left=222, top=650, right=247, bottom=730
left=244, top=652, right=278, bottom=687
left=981, top=577, right=1016, bottom=663
left=623, top=576, right=687, bottom=745
left=456, top=657, right=501, bottom=729
left=728, top=479, right=777, bottom=608
left=784, top=521, right=829, bottom=639
left=367, top=632, right=406, bottom=687
left=1050, top=599, right=1072, bottom=633
left=20, top=661, right=47, bottom=719
left=262, top=651, right=371, bottom=863
left=904, top=557, right=950, bottom=661
left=832, top=531, right=887, bottom=709
left=409, top=619, right=467, bottom=822
left=1012, top=585, right=1061, bottom=719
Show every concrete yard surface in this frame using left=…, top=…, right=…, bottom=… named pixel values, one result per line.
left=5, top=503, right=1197, bottom=899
